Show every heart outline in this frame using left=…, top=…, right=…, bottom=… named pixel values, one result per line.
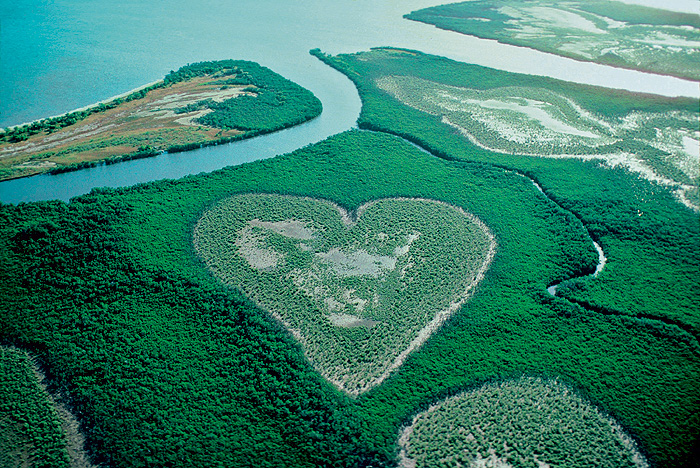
left=194, top=194, right=496, bottom=395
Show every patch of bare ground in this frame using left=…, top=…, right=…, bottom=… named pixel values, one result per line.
left=0, top=74, right=248, bottom=180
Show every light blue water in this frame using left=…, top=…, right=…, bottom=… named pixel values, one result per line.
left=1, top=0, right=697, bottom=203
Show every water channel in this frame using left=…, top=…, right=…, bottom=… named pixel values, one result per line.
left=1, top=0, right=698, bottom=203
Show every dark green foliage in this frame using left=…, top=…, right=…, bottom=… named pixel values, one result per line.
left=174, top=99, right=215, bottom=114
left=47, top=149, right=160, bottom=175
left=162, top=60, right=322, bottom=134
left=184, top=61, right=322, bottom=133
left=1, top=130, right=698, bottom=467
left=314, top=48, right=700, bottom=333
left=0, top=347, right=71, bottom=468
left=163, top=60, right=241, bottom=84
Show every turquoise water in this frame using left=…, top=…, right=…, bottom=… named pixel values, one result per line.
left=1, top=0, right=697, bottom=203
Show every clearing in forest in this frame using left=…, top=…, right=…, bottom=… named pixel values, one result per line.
left=193, top=194, right=495, bottom=395
left=398, top=376, right=649, bottom=468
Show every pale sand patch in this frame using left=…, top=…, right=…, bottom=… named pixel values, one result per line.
left=249, top=218, right=316, bottom=240
left=593, top=241, right=607, bottom=277
left=558, top=41, right=596, bottom=59
left=470, top=450, right=515, bottom=468
left=499, top=5, right=606, bottom=34
left=633, top=31, right=700, bottom=48
left=173, top=109, right=214, bottom=126
left=316, top=247, right=398, bottom=277
left=328, top=313, right=380, bottom=329
left=682, top=135, right=699, bottom=160
left=394, top=233, right=420, bottom=256
left=445, top=96, right=602, bottom=139
left=129, top=86, right=248, bottom=125
left=235, top=225, right=285, bottom=270
left=15, top=160, right=57, bottom=169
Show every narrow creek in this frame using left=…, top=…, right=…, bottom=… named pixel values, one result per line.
left=370, top=129, right=699, bottom=348
left=547, top=242, right=607, bottom=296
left=528, top=180, right=608, bottom=297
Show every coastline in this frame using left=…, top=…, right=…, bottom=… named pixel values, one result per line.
left=0, top=61, right=323, bottom=183
left=1, top=79, right=165, bottom=132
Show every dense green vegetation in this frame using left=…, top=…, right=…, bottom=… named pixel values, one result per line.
left=0, top=347, right=71, bottom=468
left=194, top=194, right=493, bottom=394
left=166, top=60, right=322, bottom=133
left=400, top=377, right=648, bottom=468
left=1, top=130, right=698, bottom=467
left=405, top=0, right=700, bottom=80
left=313, top=47, right=700, bottom=335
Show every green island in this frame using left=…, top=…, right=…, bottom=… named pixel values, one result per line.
left=405, top=0, right=700, bottom=81
left=0, top=60, right=321, bottom=181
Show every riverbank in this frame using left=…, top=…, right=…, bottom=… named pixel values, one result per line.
left=0, top=60, right=321, bottom=181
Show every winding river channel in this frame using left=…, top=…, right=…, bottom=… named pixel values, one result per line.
left=1, top=0, right=698, bottom=204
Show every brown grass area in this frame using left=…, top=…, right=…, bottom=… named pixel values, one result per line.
left=0, top=75, right=247, bottom=180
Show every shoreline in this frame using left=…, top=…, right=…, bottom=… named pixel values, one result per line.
left=1, top=79, right=165, bottom=132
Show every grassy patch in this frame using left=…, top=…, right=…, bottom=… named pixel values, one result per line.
left=399, top=377, right=648, bottom=468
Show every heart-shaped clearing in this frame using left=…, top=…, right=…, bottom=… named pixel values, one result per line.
left=193, top=194, right=495, bottom=394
